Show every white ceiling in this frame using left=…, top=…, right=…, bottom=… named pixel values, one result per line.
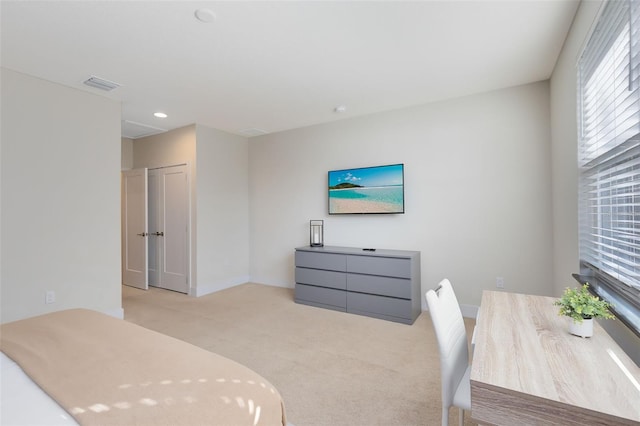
left=1, top=1, right=580, bottom=138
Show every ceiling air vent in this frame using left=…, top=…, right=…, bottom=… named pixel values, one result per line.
left=83, top=75, right=121, bottom=91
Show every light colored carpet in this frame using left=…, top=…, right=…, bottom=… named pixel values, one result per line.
left=122, top=283, right=476, bottom=426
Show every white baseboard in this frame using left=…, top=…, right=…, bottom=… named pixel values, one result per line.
left=193, top=275, right=251, bottom=297
left=460, top=303, right=479, bottom=320
left=422, top=303, right=479, bottom=320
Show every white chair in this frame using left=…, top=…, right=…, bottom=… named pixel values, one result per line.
left=426, top=279, right=471, bottom=426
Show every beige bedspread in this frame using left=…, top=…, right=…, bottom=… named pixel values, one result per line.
left=0, top=309, right=287, bottom=426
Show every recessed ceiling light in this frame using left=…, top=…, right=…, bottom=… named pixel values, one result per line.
left=334, top=105, right=347, bottom=113
left=194, top=8, right=216, bottom=23
left=153, top=112, right=168, bottom=118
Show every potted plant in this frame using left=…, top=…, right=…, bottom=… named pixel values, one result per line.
left=554, top=284, right=614, bottom=338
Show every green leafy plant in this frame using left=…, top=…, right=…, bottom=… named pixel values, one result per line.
left=554, top=284, right=615, bottom=323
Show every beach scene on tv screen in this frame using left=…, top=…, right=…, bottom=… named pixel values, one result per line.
left=329, top=164, right=404, bottom=214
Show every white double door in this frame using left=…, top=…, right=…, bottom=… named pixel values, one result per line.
left=122, top=165, right=189, bottom=293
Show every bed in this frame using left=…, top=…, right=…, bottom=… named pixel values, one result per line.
left=0, top=309, right=287, bottom=426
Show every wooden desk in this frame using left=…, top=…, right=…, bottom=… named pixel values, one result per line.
left=470, top=291, right=640, bottom=426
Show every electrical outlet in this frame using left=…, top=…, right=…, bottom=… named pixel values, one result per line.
left=496, top=277, right=505, bottom=289
left=45, top=291, right=55, bottom=304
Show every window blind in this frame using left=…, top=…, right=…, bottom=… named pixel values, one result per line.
left=578, top=0, right=640, bottom=322
left=579, top=0, right=640, bottom=167
left=579, top=143, right=640, bottom=289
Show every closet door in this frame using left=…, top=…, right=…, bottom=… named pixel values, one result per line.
left=148, top=165, right=189, bottom=293
left=122, top=168, right=148, bottom=290
left=147, top=170, right=160, bottom=287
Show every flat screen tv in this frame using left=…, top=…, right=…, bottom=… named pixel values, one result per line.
left=328, top=164, right=405, bottom=215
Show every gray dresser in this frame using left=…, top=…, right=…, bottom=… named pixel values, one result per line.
left=294, top=246, right=421, bottom=324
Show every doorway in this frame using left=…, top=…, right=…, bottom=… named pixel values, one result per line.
left=122, top=164, right=189, bottom=293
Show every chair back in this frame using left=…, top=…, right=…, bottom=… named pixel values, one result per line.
left=426, top=279, right=469, bottom=409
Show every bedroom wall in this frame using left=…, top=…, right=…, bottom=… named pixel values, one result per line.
left=121, top=137, right=134, bottom=170
left=194, top=125, right=250, bottom=296
left=133, top=125, right=196, bottom=170
left=1, top=68, right=122, bottom=323
left=249, top=81, right=553, bottom=309
left=550, top=1, right=601, bottom=296
left=549, top=0, right=598, bottom=297
left=550, top=0, right=640, bottom=365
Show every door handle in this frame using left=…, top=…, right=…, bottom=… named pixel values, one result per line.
left=136, top=232, right=148, bottom=237
left=153, top=231, right=164, bottom=236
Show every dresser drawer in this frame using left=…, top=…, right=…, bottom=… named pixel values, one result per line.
left=346, top=255, right=411, bottom=278
left=294, top=246, right=420, bottom=324
left=295, top=251, right=346, bottom=272
left=295, top=284, right=346, bottom=310
left=296, top=267, right=346, bottom=290
left=347, top=292, right=411, bottom=320
left=347, top=274, right=411, bottom=299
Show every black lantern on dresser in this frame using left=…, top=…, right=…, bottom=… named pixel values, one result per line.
left=310, top=220, right=324, bottom=247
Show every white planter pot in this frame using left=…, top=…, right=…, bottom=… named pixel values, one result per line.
left=569, top=318, right=593, bottom=338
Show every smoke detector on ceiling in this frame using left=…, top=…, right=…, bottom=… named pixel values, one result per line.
left=194, top=8, right=216, bottom=23
left=83, top=76, right=121, bottom=91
